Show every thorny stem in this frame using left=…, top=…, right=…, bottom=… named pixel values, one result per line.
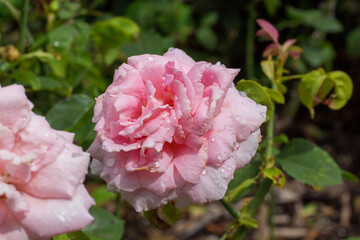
left=280, top=74, right=304, bottom=82
left=19, top=0, right=30, bottom=53
left=220, top=198, right=242, bottom=220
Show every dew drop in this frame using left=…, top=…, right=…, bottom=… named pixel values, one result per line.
left=233, top=142, right=238, bottom=150
left=113, top=167, right=119, bottom=174
left=215, top=61, right=221, bottom=66
left=211, top=137, right=216, bottom=142
left=137, top=143, right=141, bottom=148
left=225, top=125, right=229, bottom=131
left=58, top=214, right=66, bottom=222
left=168, top=47, right=175, bottom=51
left=162, top=76, right=165, bottom=80
left=242, top=100, right=247, bottom=105
left=54, top=41, right=59, bottom=47
left=239, top=91, right=247, bottom=97
left=206, top=63, right=212, bottom=68
left=256, top=103, right=263, bottom=108
left=260, top=112, right=266, bottom=118
left=147, top=56, right=154, bottom=61
left=154, top=161, right=160, bottom=168
left=106, top=158, right=115, bottom=167
left=220, top=167, right=225, bottom=173
left=201, top=169, right=208, bottom=175
left=217, top=154, right=222, bottom=160
left=216, top=179, right=223, bottom=188
left=80, top=176, right=85, bottom=183
left=227, top=166, right=232, bottom=171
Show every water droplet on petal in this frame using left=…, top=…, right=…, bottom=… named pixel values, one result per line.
left=217, top=154, right=222, bottom=160
left=201, top=169, right=208, bottom=175
left=256, top=103, right=263, bottom=108
left=162, top=76, right=165, bottom=80
left=154, top=161, right=160, bottom=168
left=220, top=167, right=225, bottom=173
left=227, top=166, right=232, bottom=171
left=147, top=56, right=154, bottom=61
left=233, top=142, right=238, bottom=150
left=80, top=176, right=85, bottom=183
left=211, top=137, right=215, bottom=142
left=242, top=100, right=247, bottom=104
left=225, top=125, right=229, bottom=131
left=260, top=112, right=267, bottom=118
left=106, top=158, right=115, bottom=167
left=206, top=63, right=211, bottom=68
left=113, top=167, right=119, bottom=174
left=54, top=41, right=59, bottom=47
left=137, top=143, right=141, bottom=148
left=239, top=91, right=247, bottom=97
left=168, top=47, right=175, bottom=51
left=215, top=61, right=221, bottom=66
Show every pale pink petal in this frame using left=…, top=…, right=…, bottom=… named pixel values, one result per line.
left=0, top=123, right=15, bottom=150
left=0, top=201, right=29, bottom=240
left=18, top=143, right=90, bottom=199
left=14, top=185, right=94, bottom=239
left=163, top=48, right=196, bottom=74
left=183, top=158, right=236, bottom=204
left=233, top=129, right=261, bottom=168
left=0, top=84, right=32, bottom=133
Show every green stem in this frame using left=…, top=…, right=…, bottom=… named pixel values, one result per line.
left=245, top=0, right=257, bottom=80
left=280, top=74, right=304, bottom=82
left=220, top=198, right=242, bottom=220
left=18, top=0, right=30, bottom=53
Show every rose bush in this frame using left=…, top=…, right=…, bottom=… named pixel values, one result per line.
left=0, top=84, right=94, bottom=239
left=88, top=48, right=266, bottom=212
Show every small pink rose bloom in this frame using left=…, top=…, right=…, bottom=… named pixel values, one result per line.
left=0, top=84, right=94, bottom=240
left=88, top=48, right=266, bottom=212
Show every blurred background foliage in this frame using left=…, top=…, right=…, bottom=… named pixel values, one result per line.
left=0, top=0, right=359, bottom=239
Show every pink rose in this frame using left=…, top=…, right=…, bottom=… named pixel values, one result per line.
left=0, top=84, right=94, bottom=239
left=88, top=48, right=266, bottom=212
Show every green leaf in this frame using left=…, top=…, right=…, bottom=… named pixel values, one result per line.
left=228, top=155, right=261, bottom=202
left=46, top=94, right=94, bottom=130
left=83, top=207, right=124, bottom=240
left=144, top=209, right=170, bottom=230
left=346, top=27, right=360, bottom=58
left=122, top=31, right=174, bottom=56
left=260, top=60, right=275, bottom=81
left=238, top=214, right=258, bottom=229
left=67, top=231, right=90, bottom=240
left=195, top=27, right=218, bottom=51
left=90, top=185, right=117, bottom=206
left=286, top=6, right=343, bottom=33
left=277, top=138, right=342, bottom=186
left=91, top=17, right=140, bottom=65
left=263, top=0, right=281, bottom=16
left=298, top=68, right=327, bottom=118
left=326, top=71, right=353, bottom=110
left=12, top=70, right=41, bottom=90
left=341, top=170, right=359, bottom=183
left=200, top=11, right=218, bottom=27
left=273, top=133, right=289, bottom=144
left=53, top=234, right=70, bottom=240
left=38, top=76, right=64, bottom=91
left=263, top=167, right=285, bottom=188
left=343, top=237, right=360, bottom=240
left=0, top=0, right=21, bottom=22
left=20, top=50, right=55, bottom=62
left=264, top=87, right=285, bottom=104
left=161, top=202, right=181, bottom=225
left=236, top=80, right=272, bottom=121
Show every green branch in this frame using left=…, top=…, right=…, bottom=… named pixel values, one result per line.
left=18, top=0, right=30, bottom=53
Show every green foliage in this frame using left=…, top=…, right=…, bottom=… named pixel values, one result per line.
left=286, top=6, right=343, bottom=33
left=144, top=209, right=170, bottom=230
left=236, top=80, right=273, bottom=121
left=263, top=167, right=285, bottom=187
left=91, top=17, right=140, bottom=65
left=83, top=207, right=125, bottom=240
left=346, top=27, right=360, bottom=58
left=341, top=170, right=359, bottom=183
left=277, top=138, right=342, bottom=186
left=298, top=69, right=353, bottom=118
left=161, top=202, right=181, bottom=225
left=46, top=94, right=94, bottom=131
left=90, top=186, right=117, bottom=206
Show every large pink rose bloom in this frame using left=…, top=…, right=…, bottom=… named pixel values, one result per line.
left=89, top=48, right=266, bottom=212
left=0, top=85, right=94, bottom=239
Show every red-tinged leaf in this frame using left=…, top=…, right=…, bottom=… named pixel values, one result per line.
left=289, top=46, right=303, bottom=59
left=263, top=43, right=279, bottom=57
left=256, top=19, right=279, bottom=43
left=282, top=39, right=297, bottom=51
